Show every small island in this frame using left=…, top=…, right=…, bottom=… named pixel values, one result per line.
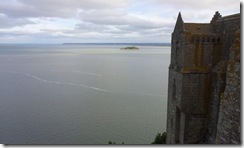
left=120, top=46, right=139, bottom=50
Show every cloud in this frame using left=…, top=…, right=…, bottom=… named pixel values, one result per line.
left=0, top=13, right=35, bottom=28
left=152, top=0, right=240, bottom=22
left=76, top=8, right=174, bottom=39
left=0, top=0, right=132, bottom=30
left=75, top=22, right=108, bottom=32
left=80, top=9, right=173, bottom=28
left=0, top=0, right=129, bottom=18
left=0, top=0, right=240, bottom=43
left=153, top=0, right=239, bottom=11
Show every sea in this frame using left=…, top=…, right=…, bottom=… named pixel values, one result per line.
left=0, top=43, right=171, bottom=144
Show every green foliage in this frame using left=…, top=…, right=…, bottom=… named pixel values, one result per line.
left=151, top=132, right=167, bottom=144
left=108, top=141, right=124, bottom=144
left=108, top=141, right=115, bottom=144
left=108, top=132, right=167, bottom=145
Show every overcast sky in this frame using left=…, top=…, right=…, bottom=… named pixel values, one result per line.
left=0, top=0, right=240, bottom=43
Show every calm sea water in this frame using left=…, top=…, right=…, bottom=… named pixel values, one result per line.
left=0, top=44, right=170, bottom=144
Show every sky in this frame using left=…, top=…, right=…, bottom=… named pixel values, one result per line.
left=0, top=0, right=240, bottom=43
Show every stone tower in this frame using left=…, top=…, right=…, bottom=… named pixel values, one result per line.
left=166, top=11, right=240, bottom=144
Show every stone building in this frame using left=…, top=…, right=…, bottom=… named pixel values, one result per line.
left=166, top=11, right=240, bottom=144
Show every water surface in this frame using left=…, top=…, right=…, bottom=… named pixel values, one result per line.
left=0, top=44, right=170, bottom=144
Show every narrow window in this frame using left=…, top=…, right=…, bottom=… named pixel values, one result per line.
left=217, top=37, right=221, bottom=43
left=190, top=36, right=194, bottom=43
left=172, top=79, right=176, bottom=101
left=196, top=36, right=200, bottom=43
left=206, top=36, right=210, bottom=43
left=175, top=48, right=178, bottom=65
left=175, top=107, right=181, bottom=143
left=201, top=37, right=205, bottom=43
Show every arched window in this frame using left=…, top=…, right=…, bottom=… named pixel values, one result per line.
left=217, top=37, right=221, bottom=43
left=190, top=36, right=195, bottom=43
left=201, top=37, right=205, bottom=43
left=212, top=37, right=216, bottom=43
left=196, top=36, right=200, bottom=43
left=206, top=36, right=210, bottom=43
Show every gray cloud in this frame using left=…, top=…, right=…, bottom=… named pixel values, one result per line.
left=0, top=0, right=129, bottom=18
left=0, top=13, right=35, bottom=28
left=75, top=22, right=107, bottom=32
left=0, top=0, right=240, bottom=43
left=77, top=8, right=174, bottom=37
left=153, top=0, right=239, bottom=11
left=0, top=0, right=131, bottom=29
left=152, top=0, right=240, bottom=22
left=79, top=9, right=171, bottom=28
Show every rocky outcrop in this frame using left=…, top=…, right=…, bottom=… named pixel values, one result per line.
left=120, top=46, right=139, bottom=50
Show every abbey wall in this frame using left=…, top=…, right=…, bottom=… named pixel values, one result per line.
left=166, top=11, right=240, bottom=144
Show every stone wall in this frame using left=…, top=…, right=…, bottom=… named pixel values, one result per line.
left=166, top=69, right=183, bottom=144
left=184, top=38, right=215, bottom=68
left=184, top=114, right=206, bottom=143
left=205, top=61, right=227, bottom=143
left=171, top=33, right=186, bottom=71
left=215, top=14, right=240, bottom=60
left=205, top=17, right=240, bottom=144
left=181, top=73, right=210, bottom=114
left=215, top=60, right=240, bottom=144
left=166, top=12, right=240, bottom=144
left=215, top=29, right=240, bottom=144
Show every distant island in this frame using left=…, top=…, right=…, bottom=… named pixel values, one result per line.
left=120, top=46, right=139, bottom=50
left=62, top=43, right=171, bottom=46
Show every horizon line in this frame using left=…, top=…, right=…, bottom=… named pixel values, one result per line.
left=0, top=42, right=171, bottom=45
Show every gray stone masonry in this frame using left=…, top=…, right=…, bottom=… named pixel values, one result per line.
left=166, top=12, right=240, bottom=144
